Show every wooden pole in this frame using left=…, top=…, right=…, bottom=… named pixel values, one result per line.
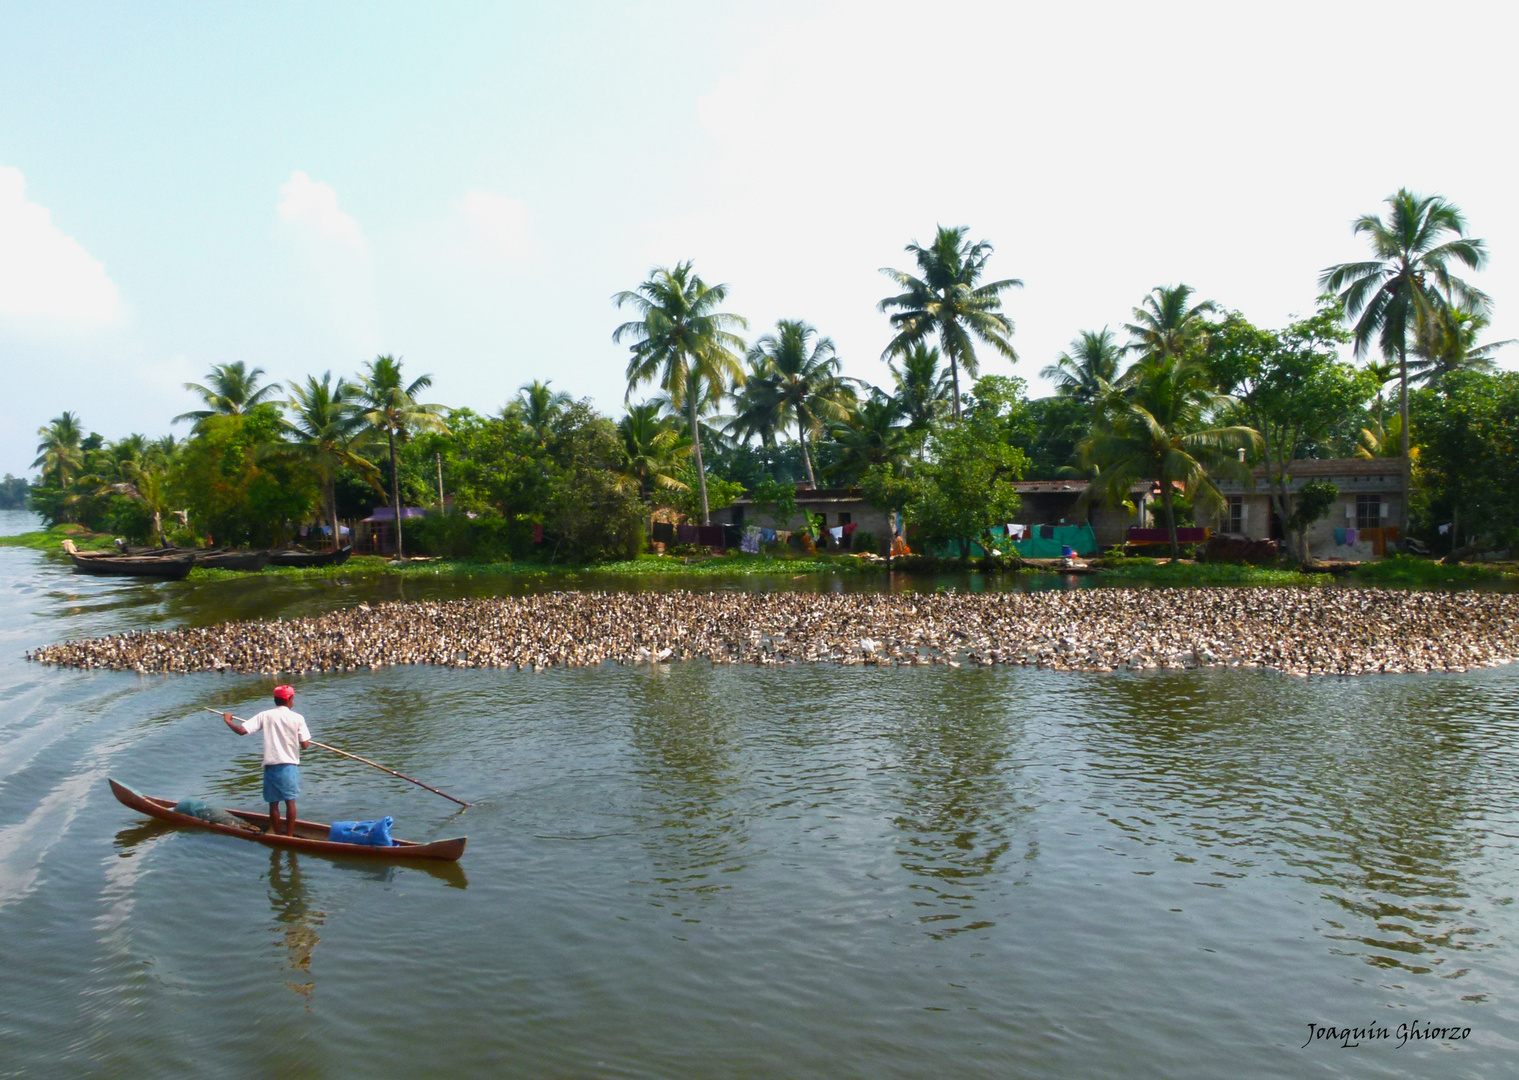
left=204, top=708, right=471, bottom=807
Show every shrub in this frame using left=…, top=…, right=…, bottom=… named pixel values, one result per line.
left=850, top=529, right=877, bottom=553
left=404, top=514, right=536, bottom=561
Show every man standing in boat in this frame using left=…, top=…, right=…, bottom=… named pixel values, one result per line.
left=223, top=686, right=311, bottom=836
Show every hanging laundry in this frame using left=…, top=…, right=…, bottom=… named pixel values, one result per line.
left=1039, top=524, right=1055, bottom=540
left=1346, top=527, right=1358, bottom=545
left=1439, top=523, right=1452, bottom=535
left=1334, top=528, right=1347, bottom=546
left=532, top=523, right=544, bottom=544
left=829, top=526, right=844, bottom=540
left=1008, top=523, right=1025, bottom=539
left=843, top=522, right=858, bottom=536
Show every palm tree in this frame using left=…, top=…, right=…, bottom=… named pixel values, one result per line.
left=724, top=360, right=786, bottom=451
left=175, top=362, right=283, bottom=425
left=505, top=380, right=572, bottom=447
left=828, top=390, right=909, bottom=484
left=886, top=343, right=952, bottom=454
left=285, top=372, right=381, bottom=549
left=746, top=320, right=854, bottom=488
left=33, top=412, right=85, bottom=490
left=1123, top=286, right=1217, bottom=366
left=616, top=402, right=691, bottom=497
left=120, top=461, right=172, bottom=546
left=1320, top=189, right=1489, bottom=536
left=613, top=262, right=747, bottom=524
left=879, top=225, right=1021, bottom=421
left=1041, top=328, right=1124, bottom=402
left=1079, top=355, right=1259, bottom=558
left=1409, top=306, right=1513, bottom=386
left=356, top=355, right=448, bottom=558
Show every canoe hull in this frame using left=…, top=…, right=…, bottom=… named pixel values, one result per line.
left=268, top=545, right=352, bottom=568
left=66, top=550, right=195, bottom=579
left=194, top=549, right=271, bottom=571
left=108, top=779, right=466, bottom=861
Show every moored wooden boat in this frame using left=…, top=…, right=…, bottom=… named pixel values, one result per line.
left=194, top=548, right=271, bottom=571
left=268, top=544, right=352, bottom=568
left=61, top=540, right=196, bottom=579
left=108, top=779, right=467, bottom=861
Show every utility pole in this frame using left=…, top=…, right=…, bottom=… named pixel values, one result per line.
left=436, top=453, right=445, bottom=512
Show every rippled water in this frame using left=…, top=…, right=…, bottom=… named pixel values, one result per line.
left=3, top=509, right=1517, bottom=1078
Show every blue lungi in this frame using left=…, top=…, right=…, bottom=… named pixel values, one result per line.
left=262, top=763, right=301, bottom=802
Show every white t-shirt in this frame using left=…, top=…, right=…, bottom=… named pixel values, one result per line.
left=243, top=706, right=312, bottom=766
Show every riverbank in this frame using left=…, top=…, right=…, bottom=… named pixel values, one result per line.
left=30, top=586, right=1519, bottom=678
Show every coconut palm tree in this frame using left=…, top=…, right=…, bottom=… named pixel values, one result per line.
left=879, top=225, right=1021, bottom=421
left=1319, top=189, right=1489, bottom=535
left=613, top=262, right=747, bottom=524
left=32, top=412, right=85, bottom=490
left=175, top=362, right=283, bottom=425
left=505, top=380, right=573, bottom=447
left=616, top=402, right=691, bottom=497
left=284, top=372, right=381, bottom=549
left=1409, top=306, right=1513, bottom=387
left=828, top=390, right=909, bottom=484
left=1079, top=355, right=1259, bottom=558
left=886, top=343, right=952, bottom=452
left=355, top=355, right=448, bottom=559
left=724, top=360, right=786, bottom=451
left=746, top=320, right=854, bottom=488
left=1041, top=328, right=1124, bottom=402
left=1123, top=286, right=1217, bottom=366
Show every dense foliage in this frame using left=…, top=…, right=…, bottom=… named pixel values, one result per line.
left=22, top=194, right=1516, bottom=563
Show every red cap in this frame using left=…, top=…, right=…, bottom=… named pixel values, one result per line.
left=273, top=685, right=295, bottom=703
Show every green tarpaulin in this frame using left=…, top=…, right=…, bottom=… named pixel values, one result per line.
left=926, top=523, right=1098, bottom=559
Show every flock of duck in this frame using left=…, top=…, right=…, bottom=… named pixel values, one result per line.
left=27, top=587, right=1519, bottom=678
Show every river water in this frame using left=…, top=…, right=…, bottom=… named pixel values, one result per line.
left=2, top=509, right=1517, bottom=1078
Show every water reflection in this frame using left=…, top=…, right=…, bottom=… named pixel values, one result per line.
left=1071, top=671, right=1502, bottom=975
left=267, top=850, right=325, bottom=1000
left=885, top=674, right=1035, bottom=937
left=624, top=667, right=750, bottom=916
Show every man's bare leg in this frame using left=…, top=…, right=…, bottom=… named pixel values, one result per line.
left=268, top=802, right=282, bottom=834
left=284, top=799, right=297, bottom=836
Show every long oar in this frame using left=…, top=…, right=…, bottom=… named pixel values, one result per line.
left=204, top=708, right=472, bottom=807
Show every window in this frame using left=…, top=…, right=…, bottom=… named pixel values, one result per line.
left=838, top=512, right=851, bottom=526
left=1356, top=494, right=1384, bottom=531
left=1223, top=496, right=1243, bottom=534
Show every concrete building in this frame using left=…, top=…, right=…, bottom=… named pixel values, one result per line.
left=709, top=488, right=895, bottom=551
left=1200, top=458, right=1404, bottom=559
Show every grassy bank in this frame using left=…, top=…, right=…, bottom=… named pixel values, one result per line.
left=1344, top=554, right=1516, bottom=586
left=1094, top=558, right=1330, bottom=587
left=0, top=525, right=116, bottom=552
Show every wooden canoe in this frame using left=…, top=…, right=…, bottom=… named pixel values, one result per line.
left=268, top=545, right=352, bottom=568
left=191, top=548, right=271, bottom=571
left=62, top=540, right=195, bottom=579
left=108, top=779, right=466, bottom=862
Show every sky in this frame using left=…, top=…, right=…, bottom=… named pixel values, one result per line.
left=3, top=0, right=1518, bottom=474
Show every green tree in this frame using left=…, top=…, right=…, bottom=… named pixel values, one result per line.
left=32, top=412, right=85, bottom=492
left=1041, top=328, right=1124, bottom=402
left=170, top=409, right=317, bottom=546
left=879, top=226, right=1021, bottom=421
left=614, top=262, right=748, bottom=525
left=1409, top=307, right=1514, bottom=386
left=865, top=377, right=1028, bottom=557
left=505, top=380, right=572, bottom=447
left=827, top=390, right=909, bottom=485
left=1081, top=355, right=1259, bottom=557
left=1123, top=285, right=1217, bottom=366
left=175, top=362, right=283, bottom=426
left=746, top=319, right=854, bottom=488
left=1319, top=189, right=1490, bottom=536
left=283, top=372, right=382, bottom=548
left=724, top=359, right=787, bottom=452
left=886, top=343, right=952, bottom=457
left=616, top=402, right=691, bottom=497
left=1411, top=372, right=1519, bottom=553
left=1207, top=301, right=1369, bottom=560
left=356, top=355, right=449, bottom=558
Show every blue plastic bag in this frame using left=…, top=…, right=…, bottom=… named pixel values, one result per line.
left=327, top=816, right=395, bottom=846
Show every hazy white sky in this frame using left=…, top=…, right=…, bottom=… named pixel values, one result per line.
left=3, top=1, right=1517, bottom=473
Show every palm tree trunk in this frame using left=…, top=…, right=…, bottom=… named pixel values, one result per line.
left=949, top=356, right=962, bottom=422
left=328, top=477, right=340, bottom=552
left=1162, top=483, right=1179, bottom=559
left=798, top=419, right=817, bottom=488
left=389, top=429, right=403, bottom=559
left=1398, top=345, right=1410, bottom=544
left=690, top=396, right=711, bottom=525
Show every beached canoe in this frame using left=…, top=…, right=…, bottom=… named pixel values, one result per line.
left=108, top=779, right=467, bottom=862
left=268, top=545, right=352, bottom=568
left=62, top=540, right=196, bottom=579
left=193, top=548, right=271, bottom=571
